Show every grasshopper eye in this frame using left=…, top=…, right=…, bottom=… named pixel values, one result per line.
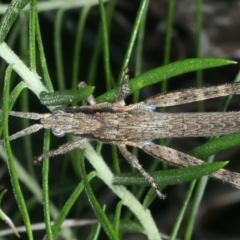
left=53, top=107, right=65, bottom=117
left=52, top=126, right=65, bottom=137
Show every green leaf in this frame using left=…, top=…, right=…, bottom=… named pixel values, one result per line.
left=0, top=190, right=7, bottom=206
left=113, top=161, right=228, bottom=188
left=119, top=220, right=145, bottom=234
left=118, top=0, right=148, bottom=85
left=2, top=65, right=33, bottom=239
left=113, top=201, right=123, bottom=236
left=0, top=0, right=30, bottom=43
left=189, top=132, right=240, bottom=160
left=52, top=171, right=97, bottom=238
left=96, top=58, right=236, bottom=103
left=39, top=86, right=95, bottom=106
left=86, top=222, right=102, bottom=240
left=79, top=155, right=118, bottom=240
left=72, top=4, right=93, bottom=88
left=99, top=0, right=112, bottom=90
left=42, top=130, right=53, bottom=240
left=142, top=188, right=158, bottom=208
left=0, top=81, right=27, bottom=136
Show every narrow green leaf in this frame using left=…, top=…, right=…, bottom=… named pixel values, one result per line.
left=54, top=9, right=65, bottom=91
left=119, top=220, right=145, bottom=234
left=0, top=190, right=7, bottom=205
left=142, top=188, right=158, bottom=208
left=118, top=0, right=147, bottom=85
left=29, top=0, right=37, bottom=71
left=170, top=180, right=196, bottom=240
left=8, top=81, right=28, bottom=109
left=2, top=65, right=33, bottom=240
left=0, top=0, right=30, bottom=43
left=79, top=156, right=118, bottom=240
left=42, top=130, right=53, bottom=240
left=0, top=81, right=27, bottom=136
left=97, top=58, right=236, bottom=103
left=86, top=222, right=102, bottom=240
left=72, top=4, right=93, bottom=88
left=51, top=172, right=97, bottom=238
left=162, top=0, right=175, bottom=93
left=113, top=161, right=228, bottom=188
left=113, top=201, right=123, bottom=236
left=36, top=14, right=54, bottom=92
left=190, top=132, right=240, bottom=160
left=99, top=0, right=112, bottom=90
left=39, top=86, right=94, bottom=106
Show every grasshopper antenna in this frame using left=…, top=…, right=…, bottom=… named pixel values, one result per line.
left=0, top=110, right=50, bottom=120
left=0, top=110, right=50, bottom=144
left=0, top=124, right=43, bottom=144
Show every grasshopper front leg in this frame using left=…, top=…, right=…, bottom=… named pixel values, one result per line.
left=34, top=138, right=89, bottom=163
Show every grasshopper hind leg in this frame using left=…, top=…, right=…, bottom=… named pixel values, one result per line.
left=117, top=144, right=166, bottom=199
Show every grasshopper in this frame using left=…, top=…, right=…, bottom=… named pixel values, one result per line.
left=1, top=68, right=240, bottom=198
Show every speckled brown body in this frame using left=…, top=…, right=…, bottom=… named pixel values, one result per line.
left=40, top=107, right=240, bottom=141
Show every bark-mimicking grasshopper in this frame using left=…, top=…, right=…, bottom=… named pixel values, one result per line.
left=1, top=68, right=240, bottom=198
